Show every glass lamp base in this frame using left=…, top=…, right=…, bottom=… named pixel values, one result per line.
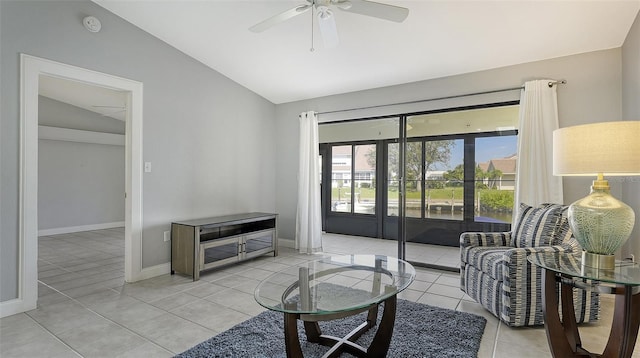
left=568, top=178, right=635, bottom=258
left=582, top=251, right=615, bottom=270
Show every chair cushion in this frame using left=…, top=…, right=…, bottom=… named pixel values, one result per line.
left=461, top=245, right=511, bottom=280
left=512, top=203, right=564, bottom=248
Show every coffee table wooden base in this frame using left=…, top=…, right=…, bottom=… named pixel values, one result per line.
left=283, top=295, right=397, bottom=358
left=541, top=268, right=640, bottom=358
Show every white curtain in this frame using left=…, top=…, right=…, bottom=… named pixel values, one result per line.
left=514, top=80, right=564, bottom=218
left=296, top=111, right=323, bottom=254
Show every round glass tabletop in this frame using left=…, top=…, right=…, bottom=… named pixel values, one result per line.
left=254, top=254, right=416, bottom=315
left=528, top=252, right=640, bottom=286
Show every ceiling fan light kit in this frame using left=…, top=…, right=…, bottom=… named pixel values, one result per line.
left=249, top=0, right=408, bottom=50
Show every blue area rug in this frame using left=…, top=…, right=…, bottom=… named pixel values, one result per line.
left=175, top=299, right=487, bottom=357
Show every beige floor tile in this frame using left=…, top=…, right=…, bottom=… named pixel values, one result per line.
left=417, top=292, right=460, bottom=310
left=130, top=315, right=216, bottom=354
left=170, top=299, right=251, bottom=332
left=234, top=267, right=277, bottom=281
left=493, top=341, right=551, bottom=358
left=56, top=320, right=147, bottom=358
left=75, top=288, right=139, bottom=310
left=114, top=342, right=173, bottom=358
left=182, top=282, right=228, bottom=298
left=496, top=323, right=550, bottom=354
left=126, top=313, right=205, bottom=339
left=148, top=291, right=201, bottom=311
left=210, top=274, right=260, bottom=289
left=426, top=282, right=466, bottom=299
left=397, top=288, right=424, bottom=302
left=116, top=283, right=182, bottom=303
left=2, top=229, right=632, bottom=358
left=413, top=269, right=441, bottom=283
left=406, top=279, right=432, bottom=291
left=204, top=289, right=266, bottom=316
left=1, top=334, right=80, bottom=358
left=98, top=301, right=166, bottom=329
left=434, top=273, right=460, bottom=287
left=26, top=300, right=106, bottom=335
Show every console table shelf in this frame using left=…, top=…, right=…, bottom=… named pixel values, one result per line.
left=171, top=212, right=278, bottom=281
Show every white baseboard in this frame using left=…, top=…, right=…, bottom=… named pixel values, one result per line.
left=0, top=297, right=36, bottom=319
left=130, top=262, right=171, bottom=282
left=278, top=238, right=295, bottom=249
left=38, top=222, right=125, bottom=236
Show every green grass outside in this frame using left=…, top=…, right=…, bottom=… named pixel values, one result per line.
left=331, top=187, right=514, bottom=205
left=331, top=187, right=464, bottom=201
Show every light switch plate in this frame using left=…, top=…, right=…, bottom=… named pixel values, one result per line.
left=144, top=162, right=152, bottom=173
left=163, top=231, right=170, bottom=242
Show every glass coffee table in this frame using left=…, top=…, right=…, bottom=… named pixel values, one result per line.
left=254, top=254, right=415, bottom=358
left=528, top=252, right=640, bottom=358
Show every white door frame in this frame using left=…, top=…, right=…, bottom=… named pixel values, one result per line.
left=0, top=54, right=143, bottom=317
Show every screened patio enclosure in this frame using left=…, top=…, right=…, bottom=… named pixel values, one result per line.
left=318, top=103, right=519, bottom=268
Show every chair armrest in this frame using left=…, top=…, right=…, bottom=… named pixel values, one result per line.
left=503, top=244, right=575, bottom=269
left=460, top=231, right=511, bottom=248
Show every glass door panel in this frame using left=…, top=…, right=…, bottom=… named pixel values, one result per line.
left=330, top=145, right=352, bottom=213
left=354, top=144, right=376, bottom=214
left=474, top=135, right=517, bottom=224
left=424, top=139, right=464, bottom=221
left=386, top=142, right=399, bottom=217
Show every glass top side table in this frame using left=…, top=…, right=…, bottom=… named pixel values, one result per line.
left=528, top=252, right=640, bottom=358
left=255, top=254, right=415, bottom=357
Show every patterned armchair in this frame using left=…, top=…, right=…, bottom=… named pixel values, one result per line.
left=460, top=203, right=600, bottom=327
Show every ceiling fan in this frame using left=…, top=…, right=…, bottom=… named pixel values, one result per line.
left=249, top=0, right=409, bottom=49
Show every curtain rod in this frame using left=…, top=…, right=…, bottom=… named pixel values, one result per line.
left=317, top=79, right=566, bottom=116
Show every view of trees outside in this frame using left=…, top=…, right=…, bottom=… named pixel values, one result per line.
left=382, top=136, right=517, bottom=223
left=475, top=136, right=517, bottom=223
left=384, top=140, right=463, bottom=219
left=329, top=135, right=517, bottom=224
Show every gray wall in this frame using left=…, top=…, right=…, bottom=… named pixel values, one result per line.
left=1, top=1, right=276, bottom=301
left=39, top=96, right=126, bottom=134
left=38, top=140, right=125, bottom=230
left=38, top=97, right=125, bottom=232
left=275, top=48, right=626, bottom=243
left=621, top=11, right=640, bottom=261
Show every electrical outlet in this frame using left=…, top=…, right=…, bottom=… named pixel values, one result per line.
left=163, top=231, right=170, bottom=242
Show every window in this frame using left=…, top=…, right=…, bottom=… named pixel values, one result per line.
left=387, top=143, right=399, bottom=216
left=330, top=144, right=376, bottom=214
left=474, top=136, right=517, bottom=224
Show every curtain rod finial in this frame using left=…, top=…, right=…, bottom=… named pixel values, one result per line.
left=548, top=79, right=567, bottom=88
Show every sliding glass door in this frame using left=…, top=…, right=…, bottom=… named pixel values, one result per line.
left=318, top=102, right=520, bottom=267
left=320, top=117, right=398, bottom=238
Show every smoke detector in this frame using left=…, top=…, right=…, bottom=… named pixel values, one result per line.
left=83, top=16, right=101, bottom=33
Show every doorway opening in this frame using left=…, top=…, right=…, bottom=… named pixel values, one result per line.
left=6, top=54, right=143, bottom=317
left=37, top=75, right=128, bottom=307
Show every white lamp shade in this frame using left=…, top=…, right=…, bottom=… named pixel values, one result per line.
left=553, top=121, right=640, bottom=176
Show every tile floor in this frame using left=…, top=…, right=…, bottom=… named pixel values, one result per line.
left=0, top=228, right=637, bottom=357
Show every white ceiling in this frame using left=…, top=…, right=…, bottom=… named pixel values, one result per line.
left=39, top=75, right=128, bottom=121
left=92, top=0, right=639, bottom=104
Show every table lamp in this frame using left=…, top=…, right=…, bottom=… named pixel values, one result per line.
left=553, top=121, right=640, bottom=270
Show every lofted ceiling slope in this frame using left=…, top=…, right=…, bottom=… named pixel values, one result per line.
left=92, top=0, right=640, bottom=104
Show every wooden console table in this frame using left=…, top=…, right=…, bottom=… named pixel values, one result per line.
left=171, top=212, right=277, bottom=280
left=529, top=252, right=640, bottom=358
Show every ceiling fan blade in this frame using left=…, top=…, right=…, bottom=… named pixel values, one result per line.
left=340, top=0, right=409, bottom=23
left=249, top=4, right=311, bottom=33
left=317, top=6, right=339, bottom=48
